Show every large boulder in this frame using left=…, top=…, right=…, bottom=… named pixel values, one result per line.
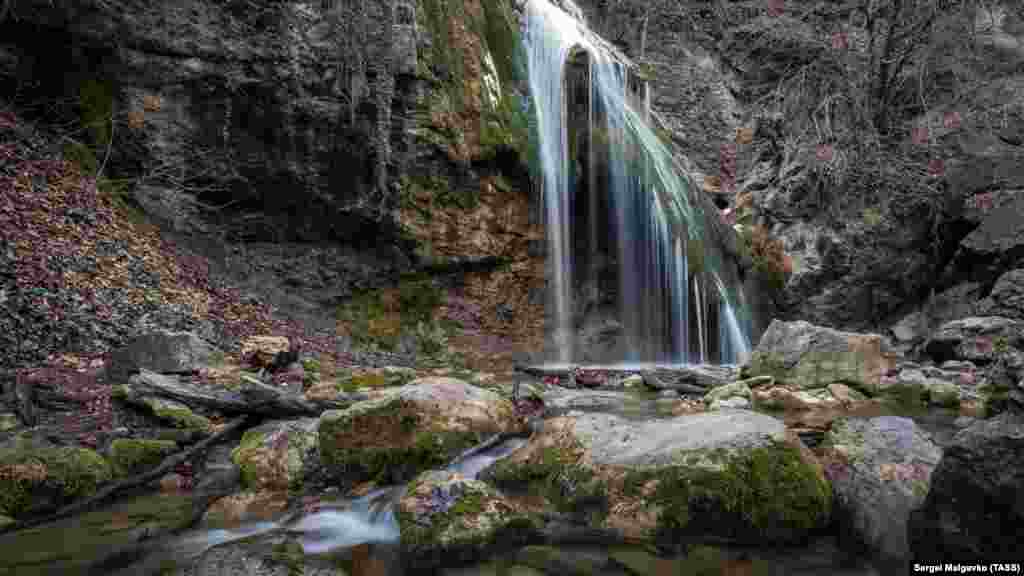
left=318, top=378, right=524, bottom=488
left=978, top=269, right=1024, bottom=321
left=745, top=320, right=898, bottom=395
left=398, top=469, right=538, bottom=567
left=923, top=316, right=1024, bottom=364
left=949, top=191, right=1024, bottom=285
left=820, top=417, right=942, bottom=567
left=107, top=331, right=217, bottom=381
left=483, top=410, right=831, bottom=547
left=230, top=418, right=320, bottom=493
left=909, top=412, right=1024, bottom=564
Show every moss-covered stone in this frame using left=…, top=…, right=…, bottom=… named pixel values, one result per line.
left=881, top=382, right=927, bottom=411
left=485, top=441, right=608, bottom=523
left=231, top=419, right=319, bottom=493
left=622, top=441, right=831, bottom=545
left=109, top=438, right=177, bottom=477
left=927, top=382, right=961, bottom=408
left=703, top=380, right=752, bottom=405
left=0, top=440, right=113, bottom=517
left=745, top=321, right=895, bottom=395
left=140, top=396, right=213, bottom=432
left=398, top=470, right=541, bottom=563
left=319, top=379, right=520, bottom=488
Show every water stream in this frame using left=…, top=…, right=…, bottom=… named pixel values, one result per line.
left=526, top=0, right=751, bottom=365
left=130, top=436, right=531, bottom=574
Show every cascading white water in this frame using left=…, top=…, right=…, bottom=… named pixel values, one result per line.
left=526, top=0, right=751, bottom=365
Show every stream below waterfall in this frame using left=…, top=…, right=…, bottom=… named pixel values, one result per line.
left=1, top=400, right=963, bottom=576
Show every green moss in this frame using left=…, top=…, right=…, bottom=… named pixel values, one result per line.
left=486, top=444, right=607, bottom=521
left=109, top=439, right=177, bottom=477
left=398, top=478, right=542, bottom=553
left=230, top=430, right=267, bottom=489
left=336, top=279, right=443, bottom=351
left=624, top=441, right=831, bottom=544
left=319, top=400, right=483, bottom=486
left=79, top=78, right=113, bottom=149
left=0, top=442, right=113, bottom=518
left=0, top=493, right=196, bottom=575
left=301, top=358, right=321, bottom=374
left=883, top=383, right=926, bottom=411
left=928, top=384, right=961, bottom=408
left=63, top=140, right=99, bottom=174
left=267, top=539, right=306, bottom=576
left=153, top=406, right=213, bottom=432
left=301, top=357, right=320, bottom=387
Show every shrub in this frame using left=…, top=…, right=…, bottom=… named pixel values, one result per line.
left=740, top=224, right=791, bottom=292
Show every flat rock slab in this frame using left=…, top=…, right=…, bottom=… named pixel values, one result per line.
left=571, top=409, right=786, bottom=468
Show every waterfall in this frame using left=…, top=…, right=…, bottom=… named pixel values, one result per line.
left=526, top=0, right=751, bottom=365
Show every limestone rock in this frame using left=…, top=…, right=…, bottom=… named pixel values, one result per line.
left=704, top=380, right=751, bottom=407
left=484, top=410, right=830, bottom=545
left=746, top=320, right=896, bottom=394
left=923, top=316, right=1024, bottom=363
left=909, top=412, right=1024, bottom=563
left=708, top=396, right=751, bottom=410
left=398, top=469, right=533, bottom=563
left=978, top=269, right=1024, bottom=321
left=318, top=378, right=522, bottom=487
left=231, top=418, right=320, bottom=492
left=107, top=331, right=217, bottom=381
left=821, top=417, right=942, bottom=565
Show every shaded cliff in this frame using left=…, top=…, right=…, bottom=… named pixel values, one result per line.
left=0, top=0, right=545, bottom=372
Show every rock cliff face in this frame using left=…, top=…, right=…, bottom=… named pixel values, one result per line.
left=573, top=0, right=1024, bottom=339
left=0, top=0, right=541, bottom=358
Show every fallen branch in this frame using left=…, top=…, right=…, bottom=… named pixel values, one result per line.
left=123, top=369, right=364, bottom=417
left=0, top=415, right=251, bottom=534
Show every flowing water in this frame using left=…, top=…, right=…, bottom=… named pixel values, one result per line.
left=525, top=0, right=751, bottom=365
left=121, top=436, right=531, bottom=575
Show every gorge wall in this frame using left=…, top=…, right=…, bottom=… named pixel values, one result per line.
left=0, top=0, right=548, bottom=370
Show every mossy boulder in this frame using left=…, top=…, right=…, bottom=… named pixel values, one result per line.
left=820, top=417, right=942, bottom=563
left=483, top=411, right=830, bottom=545
left=109, top=438, right=177, bottom=477
left=230, top=418, right=320, bottom=493
left=318, top=378, right=524, bottom=488
left=745, top=320, right=896, bottom=394
left=397, top=469, right=540, bottom=567
left=704, top=380, right=752, bottom=407
left=0, top=437, right=113, bottom=518
left=139, top=396, right=213, bottom=432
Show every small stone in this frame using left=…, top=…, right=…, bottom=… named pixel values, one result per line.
left=709, top=396, right=751, bottom=410
left=0, top=413, right=20, bottom=432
